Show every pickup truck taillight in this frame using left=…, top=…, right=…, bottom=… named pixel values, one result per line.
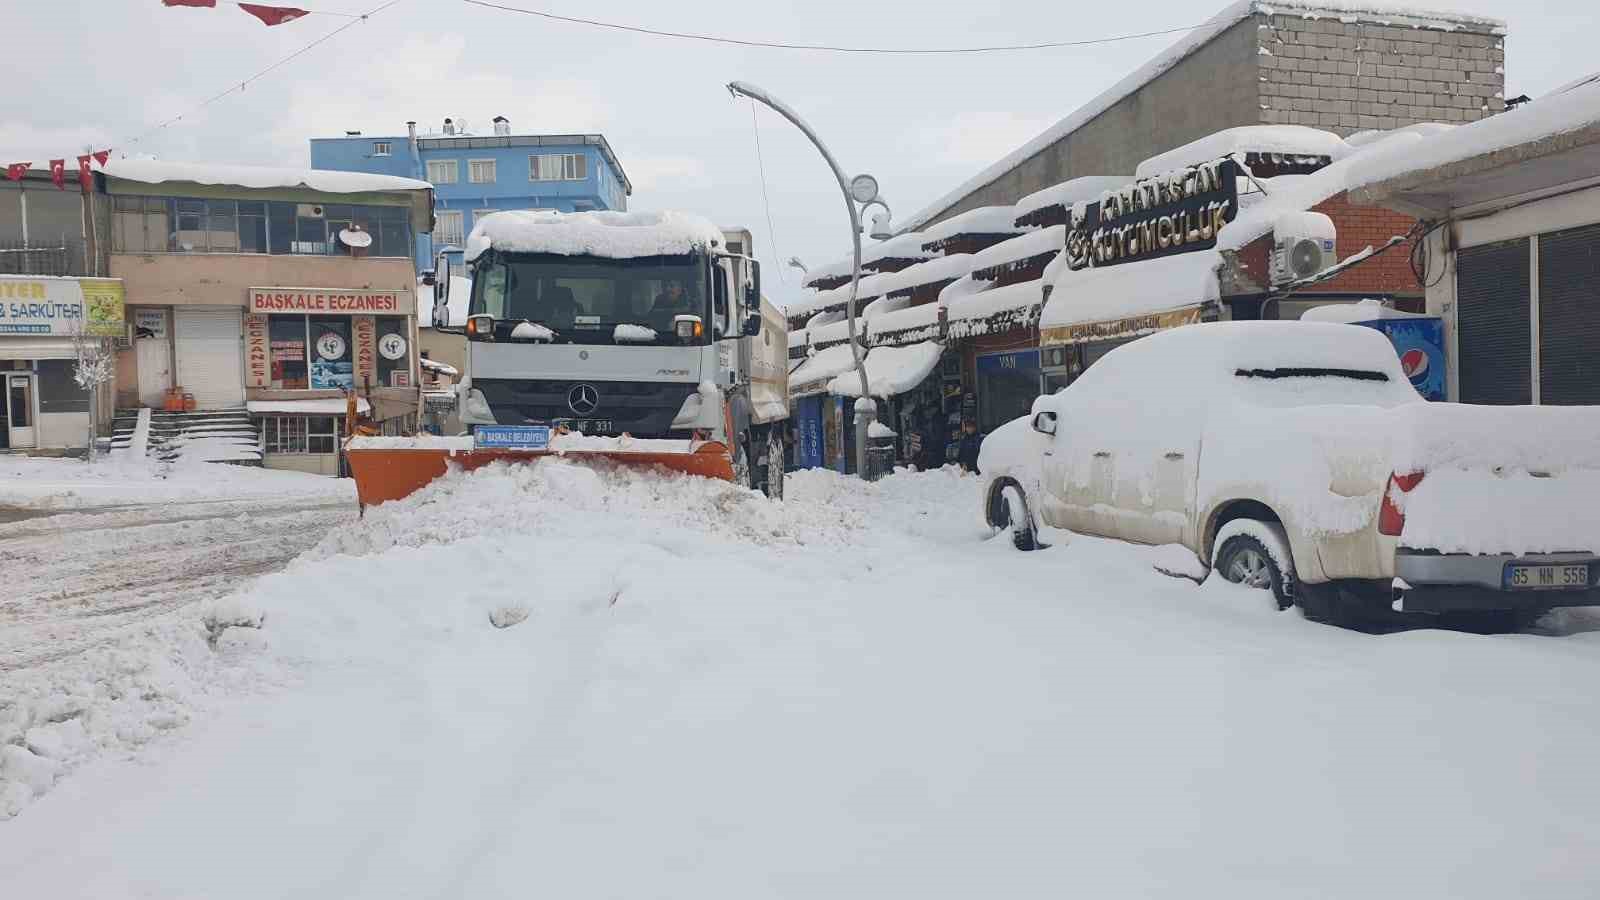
left=1378, top=471, right=1425, bottom=536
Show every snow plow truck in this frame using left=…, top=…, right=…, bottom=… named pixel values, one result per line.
left=345, top=211, right=789, bottom=509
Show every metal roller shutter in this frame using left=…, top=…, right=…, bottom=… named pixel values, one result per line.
left=1538, top=224, right=1600, bottom=406
left=174, top=307, right=245, bottom=409
left=1455, top=238, right=1531, bottom=405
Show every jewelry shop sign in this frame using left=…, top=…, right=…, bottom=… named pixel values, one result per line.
left=1066, top=158, right=1239, bottom=271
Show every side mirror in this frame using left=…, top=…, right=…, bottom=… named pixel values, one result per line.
left=1032, top=411, right=1058, bottom=436
left=431, top=256, right=454, bottom=328
left=741, top=311, right=762, bottom=337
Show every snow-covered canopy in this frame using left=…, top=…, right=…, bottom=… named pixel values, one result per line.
left=463, top=210, right=724, bottom=263
left=865, top=300, right=942, bottom=345
left=1013, top=177, right=1130, bottom=225
left=970, top=226, right=1065, bottom=274
left=919, top=206, right=1024, bottom=247
left=944, top=279, right=1045, bottom=340
left=786, top=272, right=889, bottom=320
left=1041, top=249, right=1222, bottom=332
left=801, top=232, right=936, bottom=289
left=1134, top=126, right=1351, bottom=179
left=873, top=253, right=975, bottom=297
left=416, top=275, right=472, bottom=327
left=102, top=158, right=432, bottom=193
left=900, top=0, right=1503, bottom=231
left=789, top=343, right=863, bottom=396
left=827, top=342, right=944, bottom=399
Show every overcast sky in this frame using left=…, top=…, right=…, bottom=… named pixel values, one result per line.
left=4, top=0, right=1590, bottom=306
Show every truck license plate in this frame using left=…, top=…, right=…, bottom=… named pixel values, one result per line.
left=552, top=419, right=613, bottom=434
left=473, top=425, right=551, bottom=449
left=1505, top=563, right=1589, bottom=590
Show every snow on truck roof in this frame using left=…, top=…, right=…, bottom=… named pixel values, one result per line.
left=463, top=210, right=725, bottom=262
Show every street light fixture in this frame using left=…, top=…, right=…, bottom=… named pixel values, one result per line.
left=727, top=80, right=890, bottom=480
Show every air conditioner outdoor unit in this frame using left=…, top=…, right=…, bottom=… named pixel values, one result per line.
left=113, top=323, right=133, bottom=350
left=1270, top=211, right=1337, bottom=285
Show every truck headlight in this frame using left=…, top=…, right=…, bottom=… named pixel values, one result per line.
left=674, top=314, right=704, bottom=342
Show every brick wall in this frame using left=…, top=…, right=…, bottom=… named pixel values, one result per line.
left=1234, top=191, right=1422, bottom=296
left=1257, top=14, right=1505, bottom=133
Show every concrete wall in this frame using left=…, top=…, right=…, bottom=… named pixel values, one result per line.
left=1258, top=14, right=1505, bottom=132
left=927, top=17, right=1263, bottom=224
left=108, top=254, right=417, bottom=306
left=264, top=452, right=340, bottom=476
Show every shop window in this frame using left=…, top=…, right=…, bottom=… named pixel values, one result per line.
left=308, top=317, right=354, bottom=390
left=268, top=315, right=309, bottom=389
left=35, top=360, right=89, bottom=413
left=376, top=315, right=409, bottom=387
left=262, top=416, right=308, bottom=453
left=307, top=417, right=338, bottom=453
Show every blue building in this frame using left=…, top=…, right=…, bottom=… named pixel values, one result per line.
left=309, top=117, right=632, bottom=271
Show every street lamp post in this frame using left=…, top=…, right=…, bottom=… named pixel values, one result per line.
left=727, top=80, right=891, bottom=480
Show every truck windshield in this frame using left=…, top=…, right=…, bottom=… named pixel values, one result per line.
left=470, top=253, right=708, bottom=345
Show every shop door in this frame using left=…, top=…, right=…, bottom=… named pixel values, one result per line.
left=7, top=373, right=36, bottom=448
left=976, top=349, right=1041, bottom=432
left=1455, top=238, right=1532, bottom=404
left=136, top=310, right=173, bottom=407
left=174, top=307, right=245, bottom=409
left=1537, top=224, right=1600, bottom=405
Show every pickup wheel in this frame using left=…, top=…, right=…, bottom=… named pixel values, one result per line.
left=1216, top=533, right=1292, bottom=610
left=989, top=481, right=1039, bottom=551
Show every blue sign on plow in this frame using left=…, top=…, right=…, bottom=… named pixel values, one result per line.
left=473, top=425, right=552, bottom=449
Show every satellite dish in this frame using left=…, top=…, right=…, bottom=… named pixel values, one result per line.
left=339, top=228, right=373, bottom=248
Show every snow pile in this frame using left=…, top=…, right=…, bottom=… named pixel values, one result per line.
left=1042, top=249, right=1223, bottom=330
left=101, top=158, right=431, bottom=193
left=0, top=455, right=351, bottom=509
left=510, top=321, right=555, bottom=341
left=970, top=226, right=1065, bottom=273
left=801, top=232, right=937, bottom=291
left=827, top=342, right=944, bottom=399
left=613, top=323, right=658, bottom=343
left=789, top=343, right=862, bottom=392
left=864, top=298, right=941, bottom=343
left=464, top=210, right=724, bottom=263
left=420, top=357, right=459, bottom=378
left=1134, top=125, right=1351, bottom=178
left=866, top=421, right=897, bottom=439
left=1401, top=467, right=1600, bottom=555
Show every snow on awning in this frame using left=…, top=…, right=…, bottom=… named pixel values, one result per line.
left=1013, top=177, right=1130, bottom=227
left=827, top=342, right=945, bottom=399
left=866, top=301, right=941, bottom=347
left=248, top=398, right=371, bottom=415
left=1040, top=250, right=1221, bottom=346
left=871, top=253, right=974, bottom=297
left=918, top=206, right=1024, bottom=250
left=945, top=279, right=1044, bottom=341
left=970, top=226, right=1065, bottom=275
left=785, top=273, right=888, bottom=320
left=1133, top=126, right=1351, bottom=179
left=789, top=343, right=863, bottom=397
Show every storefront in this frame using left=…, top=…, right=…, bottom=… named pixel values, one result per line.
left=0, top=274, right=124, bottom=451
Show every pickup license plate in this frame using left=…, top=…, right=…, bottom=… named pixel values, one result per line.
left=551, top=418, right=613, bottom=434
left=1505, top=563, right=1589, bottom=590
left=473, top=425, right=550, bottom=449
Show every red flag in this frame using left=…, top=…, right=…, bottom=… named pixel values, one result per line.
left=5, top=164, right=29, bottom=182
left=92, top=150, right=110, bottom=166
left=77, top=155, right=93, bottom=191
left=162, top=0, right=218, bottom=6
left=49, top=159, right=65, bottom=189
left=238, top=3, right=307, bottom=25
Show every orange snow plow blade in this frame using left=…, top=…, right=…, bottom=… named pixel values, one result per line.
left=345, top=436, right=735, bottom=509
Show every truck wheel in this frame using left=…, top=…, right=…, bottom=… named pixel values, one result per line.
left=1216, top=533, right=1292, bottom=610
left=764, top=427, right=784, bottom=500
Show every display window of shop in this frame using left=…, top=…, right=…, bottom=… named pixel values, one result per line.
left=976, top=349, right=1041, bottom=433
left=266, top=315, right=356, bottom=390
left=35, top=360, right=89, bottom=413
left=111, top=195, right=412, bottom=258
left=268, top=315, right=310, bottom=389
left=375, top=316, right=410, bottom=387
left=260, top=416, right=340, bottom=454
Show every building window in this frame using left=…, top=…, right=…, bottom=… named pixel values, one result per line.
left=111, top=196, right=170, bottom=253
left=268, top=314, right=310, bottom=389
left=373, top=142, right=392, bottom=156
left=261, top=417, right=341, bottom=455
left=377, top=315, right=409, bottom=387
left=308, top=317, right=354, bottom=390
left=426, top=159, right=458, bottom=184
left=111, top=195, right=409, bottom=258
left=530, top=153, right=586, bottom=182
left=468, top=159, right=497, bottom=183
left=436, top=210, right=465, bottom=246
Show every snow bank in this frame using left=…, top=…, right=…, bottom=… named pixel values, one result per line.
left=347, top=434, right=475, bottom=451
left=0, top=455, right=351, bottom=509
left=102, top=158, right=430, bottom=193
left=827, top=342, right=944, bottom=398
left=464, top=210, right=723, bottom=263
left=1134, top=125, right=1351, bottom=178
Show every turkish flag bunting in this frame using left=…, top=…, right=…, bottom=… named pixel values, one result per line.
left=78, top=155, right=93, bottom=191
left=49, top=159, right=66, bottom=189
left=238, top=3, right=308, bottom=25
left=92, top=150, right=110, bottom=166
left=162, top=0, right=218, bottom=7
left=5, top=164, right=29, bottom=182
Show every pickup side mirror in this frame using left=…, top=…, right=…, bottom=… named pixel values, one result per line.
left=1032, top=411, right=1058, bottom=436
left=741, top=310, right=762, bottom=337
left=431, top=254, right=454, bottom=328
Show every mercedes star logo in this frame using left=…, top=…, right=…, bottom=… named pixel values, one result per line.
left=567, top=383, right=600, bottom=416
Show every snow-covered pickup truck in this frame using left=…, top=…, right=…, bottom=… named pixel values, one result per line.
left=980, top=321, right=1600, bottom=628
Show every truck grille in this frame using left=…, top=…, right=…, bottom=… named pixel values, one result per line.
left=472, top=378, right=700, bottom=436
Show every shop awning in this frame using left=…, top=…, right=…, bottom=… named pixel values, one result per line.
left=827, top=341, right=944, bottom=399
left=945, top=278, right=1044, bottom=341
left=1039, top=249, right=1221, bottom=346
left=247, top=398, right=371, bottom=415
left=788, top=343, right=863, bottom=398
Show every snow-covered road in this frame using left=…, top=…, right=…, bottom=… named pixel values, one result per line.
left=4, top=461, right=1600, bottom=898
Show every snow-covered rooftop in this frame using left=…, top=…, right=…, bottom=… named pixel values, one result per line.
left=970, top=226, right=1065, bottom=274
left=1041, top=249, right=1223, bottom=332
left=919, top=206, right=1024, bottom=246
left=101, top=158, right=431, bottom=193
left=1013, top=177, right=1130, bottom=224
left=463, top=210, right=724, bottom=263
left=1133, top=126, right=1351, bottom=179
left=899, top=0, right=1503, bottom=231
